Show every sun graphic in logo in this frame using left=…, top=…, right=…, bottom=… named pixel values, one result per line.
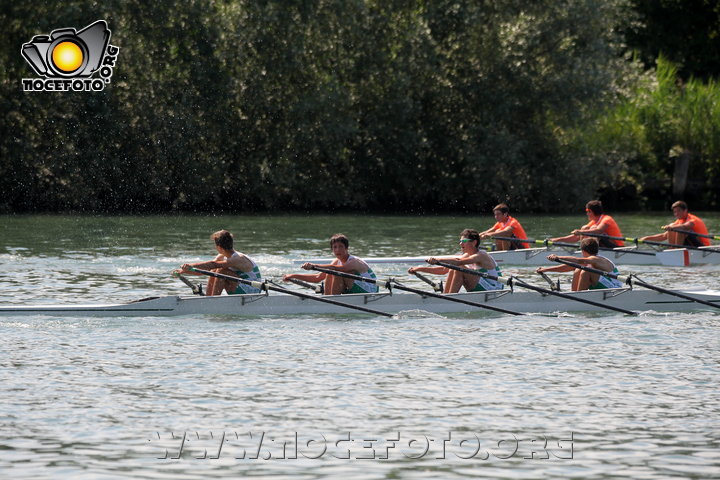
left=51, top=41, right=84, bottom=73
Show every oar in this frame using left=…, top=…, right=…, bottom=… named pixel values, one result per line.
left=578, top=232, right=720, bottom=253
left=188, top=267, right=394, bottom=317
left=173, top=272, right=204, bottom=295
left=309, top=265, right=523, bottom=316
left=411, top=271, right=444, bottom=292
left=494, top=235, right=661, bottom=257
left=666, top=228, right=720, bottom=241
left=494, top=236, right=580, bottom=249
left=434, top=261, right=636, bottom=315
left=549, top=258, right=720, bottom=311
left=286, top=277, right=324, bottom=294
left=537, top=271, right=561, bottom=291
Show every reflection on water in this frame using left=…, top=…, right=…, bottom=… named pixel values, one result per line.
left=1, top=215, right=719, bottom=479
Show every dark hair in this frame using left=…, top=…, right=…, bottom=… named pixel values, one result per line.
left=580, top=237, right=599, bottom=255
left=493, top=203, right=510, bottom=215
left=330, top=233, right=349, bottom=248
left=671, top=200, right=688, bottom=211
left=212, top=230, right=234, bottom=250
left=585, top=200, right=603, bottom=216
left=460, top=228, right=481, bottom=249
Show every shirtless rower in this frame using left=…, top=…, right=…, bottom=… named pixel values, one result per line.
left=551, top=200, right=624, bottom=248
left=283, top=233, right=378, bottom=295
left=479, top=203, right=530, bottom=250
left=408, top=229, right=503, bottom=293
left=536, top=238, right=623, bottom=291
left=640, top=201, right=711, bottom=247
left=175, top=230, right=262, bottom=296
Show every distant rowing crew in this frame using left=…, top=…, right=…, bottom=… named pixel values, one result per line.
left=480, top=200, right=713, bottom=251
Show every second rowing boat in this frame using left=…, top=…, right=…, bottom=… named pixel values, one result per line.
left=293, top=246, right=720, bottom=267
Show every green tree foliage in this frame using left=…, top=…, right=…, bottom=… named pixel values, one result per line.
left=0, top=0, right=650, bottom=213
left=564, top=57, right=720, bottom=209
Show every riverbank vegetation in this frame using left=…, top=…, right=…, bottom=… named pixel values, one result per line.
left=2, top=0, right=719, bottom=213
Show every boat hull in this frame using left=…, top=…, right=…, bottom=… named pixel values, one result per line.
left=1, top=288, right=719, bottom=317
left=294, top=247, right=720, bottom=266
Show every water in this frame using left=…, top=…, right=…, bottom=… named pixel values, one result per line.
left=1, top=214, right=719, bottom=479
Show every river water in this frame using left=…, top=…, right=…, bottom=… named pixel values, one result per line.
left=1, top=214, right=719, bottom=479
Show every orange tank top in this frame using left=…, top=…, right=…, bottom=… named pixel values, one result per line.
left=493, top=216, right=529, bottom=248
left=673, top=213, right=710, bottom=246
left=585, top=215, right=624, bottom=246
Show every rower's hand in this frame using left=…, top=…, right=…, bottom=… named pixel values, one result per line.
left=661, top=224, right=672, bottom=231
left=427, top=257, right=438, bottom=265
left=571, top=229, right=582, bottom=235
left=282, top=274, right=293, bottom=282
left=301, top=262, right=314, bottom=270
left=408, top=267, right=418, bottom=274
left=536, top=267, right=545, bottom=274
left=547, top=254, right=558, bottom=262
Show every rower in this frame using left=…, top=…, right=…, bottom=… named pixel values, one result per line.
left=479, top=203, right=530, bottom=250
left=175, top=230, right=262, bottom=296
left=639, top=200, right=711, bottom=247
left=536, top=238, right=623, bottom=291
left=283, top=234, right=379, bottom=295
left=550, top=200, right=624, bottom=248
left=408, top=229, right=503, bottom=293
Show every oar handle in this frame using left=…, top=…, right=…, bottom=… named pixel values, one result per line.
left=286, top=277, right=324, bottom=294
left=411, top=271, right=443, bottom=292
left=537, top=271, right=560, bottom=291
left=173, top=272, right=205, bottom=295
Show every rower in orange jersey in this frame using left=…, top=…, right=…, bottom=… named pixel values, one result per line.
left=479, top=203, right=530, bottom=250
left=551, top=200, right=624, bottom=248
left=640, top=201, right=711, bottom=247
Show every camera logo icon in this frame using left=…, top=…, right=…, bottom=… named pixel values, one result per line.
left=21, top=20, right=119, bottom=92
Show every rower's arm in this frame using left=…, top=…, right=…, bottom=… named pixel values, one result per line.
left=536, top=264, right=574, bottom=274
left=178, top=255, right=228, bottom=274
left=408, top=266, right=448, bottom=275
left=486, top=225, right=513, bottom=237
left=283, top=272, right=326, bottom=283
left=429, top=256, right=463, bottom=265
left=555, top=255, right=591, bottom=265
left=665, top=220, right=694, bottom=230
left=574, top=224, right=606, bottom=235
left=640, top=232, right=668, bottom=242
left=314, top=260, right=361, bottom=274
left=551, top=234, right=580, bottom=243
